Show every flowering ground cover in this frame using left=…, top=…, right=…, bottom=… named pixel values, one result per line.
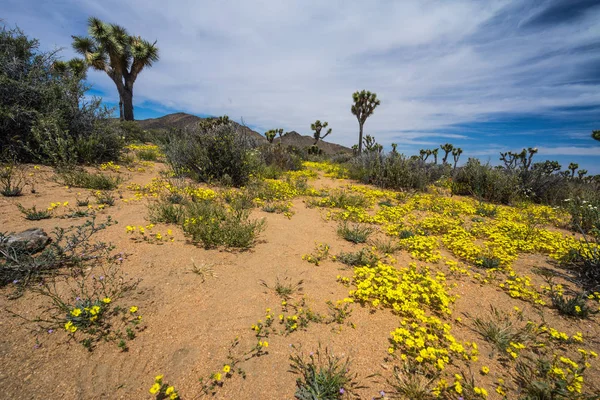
left=0, top=159, right=599, bottom=399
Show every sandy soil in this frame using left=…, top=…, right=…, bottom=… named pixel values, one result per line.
left=0, top=164, right=599, bottom=400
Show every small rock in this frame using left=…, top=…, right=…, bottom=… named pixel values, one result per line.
left=2, top=228, right=50, bottom=253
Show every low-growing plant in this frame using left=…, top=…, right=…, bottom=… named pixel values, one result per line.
left=57, top=168, right=122, bottom=190
left=261, top=275, right=304, bottom=300
left=302, top=243, right=330, bottom=266
left=94, top=190, right=115, bottom=206
left=149, top=374, right=180, bottom=399
left=289, top=345, right=364, bottom=399
left=398, top=229, right=415, bottom=239
left=475, top=256, right=501, bottom=269
left=190, top=259, right=217, bottom=283
left=476, top=202, right=498, bottom=218
left=337, top=222, right=373, bottom=244
left=0, top=163, right=25, bottom=196
left=17, top=204, right=52, bottom=220
left=23, top=255, right=142, bottom=351
left=325, top=300, right=353, bottom=325
left=383, top=362, right=440, bottom=400
left=148, top=198, right=184, bottom=224
left=372, top=239, right=402, bottom=254
left=336, top=248, right=379, bottom=267
left=1, top=216, right=116, bottom=287
left=471, top=306, right=536, bottom=357
left=551, top=292, right=597, bottom=319
left=512, top=352, right=592, bottom=399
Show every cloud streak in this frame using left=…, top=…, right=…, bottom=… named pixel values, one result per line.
left=3, top=0, right=600, bottom=168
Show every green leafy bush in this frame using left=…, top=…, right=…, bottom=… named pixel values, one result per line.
left=165, top=122, right=260, bottom=187
left=0, top=25, right=124, bottom=165
left=56, top=169, right=122, bottom=190
left=182, top=200, right=265, bottom=249
left=452, top=158, right=520, bottom=204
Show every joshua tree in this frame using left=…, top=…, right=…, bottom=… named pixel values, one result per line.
left=310, top=120, right=332, bottom=145
left=452, top=148, right=463, bottom=169
left=500, top=148, right=537, bottom=171
left=431, top=148, right=439, bottom=164
left=578, top=169, right=588, bottom=179
left=363, top=135, right=382, bottom=153
left=568, top=162, right=579, bottom=178
left=592, top=130, right=600, bottom=142
left=72, top=17, right=159, bottom=121
left=265, top=128, right=283, bottom=144
left=419, top=149, right=431, bottom=162
left=440, top=143, right=454, bottom=164
left=391, top=143, right=398, bottom=154
left=351, top=90, right=381, bottom=153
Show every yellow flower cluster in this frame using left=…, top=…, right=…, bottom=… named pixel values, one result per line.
left=302, top=243, right=330, bottom=266
left=99, top=161, right=120, bottom=172
left=499, top=269, right=546, bottom=305
left=126, top=225, right=174, bottom=243
left=350, top=262, right=455, bottom=317
left=302, top=161, right=349, bottom=178
left=149, top=374, right=178, bottom=399
left=399, top=235, right=442, bottom=263
left=390, top=316, right=479, bottom=370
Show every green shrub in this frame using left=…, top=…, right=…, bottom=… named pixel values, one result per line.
left=452, top=158, right=520, bottom=204
left=165, top=123, right=260, bottom=187
left=56, top=169, right=122, bottom=190
left=347, top=153, right=449, bottom=191
left=337, top=222, right=373, bottom=244
left=0, top=26, right=124, bottom=165
left=182, top=200, right=265, bottom=249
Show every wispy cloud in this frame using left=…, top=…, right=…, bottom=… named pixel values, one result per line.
left=3, top=0, right=600, bottom=170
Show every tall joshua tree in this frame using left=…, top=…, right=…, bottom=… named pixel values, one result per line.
left=351, top=90, right=380, bottom=153
left=311, top=120, right=332, bottom=145
left=440, top=143, right=454, bottom=164
left=265, top=128, right=283, bottom=144
left=72, top=17, right=159, bottom=121
left=452, top=148, right=463, bottom=170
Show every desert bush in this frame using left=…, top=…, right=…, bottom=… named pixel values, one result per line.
left=347, top=152, right=449, bottom=191
left=182, top=200, right=265, bottom=249
left=451, top=158, right=520, bottom=204
left=165, top=123, right=260, bottom=187
left=0, top=25, right=124, bottom=165
left=56, top=168, right=122, bottom=190
left=258, top=144, right=303, bottom=174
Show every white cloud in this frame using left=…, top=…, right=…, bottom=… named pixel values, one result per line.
left=4, top=0, right=600, bottom=156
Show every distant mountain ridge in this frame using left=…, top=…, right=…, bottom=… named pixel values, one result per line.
left=135, top=112, right=351, bottom=155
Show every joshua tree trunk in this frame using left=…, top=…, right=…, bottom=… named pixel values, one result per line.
left=358, top=123, right=364, bottom=154
left=119, top=94, right=124, bottom=121
left=121, top=87, right=134, bottom=121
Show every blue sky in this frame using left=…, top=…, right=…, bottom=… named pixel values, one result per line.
left=4, top=0, right=600, bottom=172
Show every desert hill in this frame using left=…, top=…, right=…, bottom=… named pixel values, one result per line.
left=135, top=113, right=351, bottom=155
